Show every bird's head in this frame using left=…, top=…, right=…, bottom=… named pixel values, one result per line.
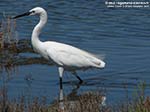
left=12, top=7, right=46, bottom=19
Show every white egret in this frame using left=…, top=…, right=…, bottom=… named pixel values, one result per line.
left=13, top=7, right=106, bottom=89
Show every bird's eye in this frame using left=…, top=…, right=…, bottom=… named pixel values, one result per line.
left=32, top=11, right=35, bottom=13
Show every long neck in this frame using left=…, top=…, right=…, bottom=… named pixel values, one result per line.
left=31, top=11, right=47, bottom=46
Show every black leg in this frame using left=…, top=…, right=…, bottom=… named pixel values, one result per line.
left=58, top=67, right=64, bottom=90
left=58, top=67, right=65, bottom=111
left=59, top=77, right=64, bottom=111
left=72, top=71, right=83, bottom=84
left=76, top=75, right=83, bottom=84
left=59, top=77, right=63, bottom=90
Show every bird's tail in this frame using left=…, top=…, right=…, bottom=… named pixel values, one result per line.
left=89, top=54, right=106, bottom=68
left=93, top=58, right=105, bottom=68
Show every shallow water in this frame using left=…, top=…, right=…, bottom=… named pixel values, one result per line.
left=0, top=0, right=150, bottom=104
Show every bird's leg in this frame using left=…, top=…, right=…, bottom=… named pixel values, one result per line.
left=72, top=71, right=83, bottom=84
left=58, top=67, right=64, bottom=90
left=58, top=67, right=64, bottom=111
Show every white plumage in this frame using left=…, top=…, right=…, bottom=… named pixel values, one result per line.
left=13, top=7, right=105, bottom=85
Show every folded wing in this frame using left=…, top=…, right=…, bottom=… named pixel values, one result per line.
left=45, top=41, right=105, bottom=69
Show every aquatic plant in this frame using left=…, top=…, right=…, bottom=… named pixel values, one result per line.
left=0, top=82, right=150, bottom=112
left=0, top=85, right=110, bottom=112
left=0, top=13, right=18, bottom=50
left=117, top=82, right=150, bottom=112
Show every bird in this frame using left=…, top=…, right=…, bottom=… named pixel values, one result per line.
left=12, top=7, right=106, bottom=89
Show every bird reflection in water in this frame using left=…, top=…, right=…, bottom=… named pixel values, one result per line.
left=58, top=82, right=106, bottom=112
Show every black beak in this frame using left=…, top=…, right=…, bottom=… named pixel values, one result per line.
left=12, top=11, right=32, bottom=19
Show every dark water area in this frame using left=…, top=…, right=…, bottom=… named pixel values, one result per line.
left=0, top=0, right=150, bottom=105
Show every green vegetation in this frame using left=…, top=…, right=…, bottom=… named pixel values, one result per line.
left=116, top=82, right=150, bottom=112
